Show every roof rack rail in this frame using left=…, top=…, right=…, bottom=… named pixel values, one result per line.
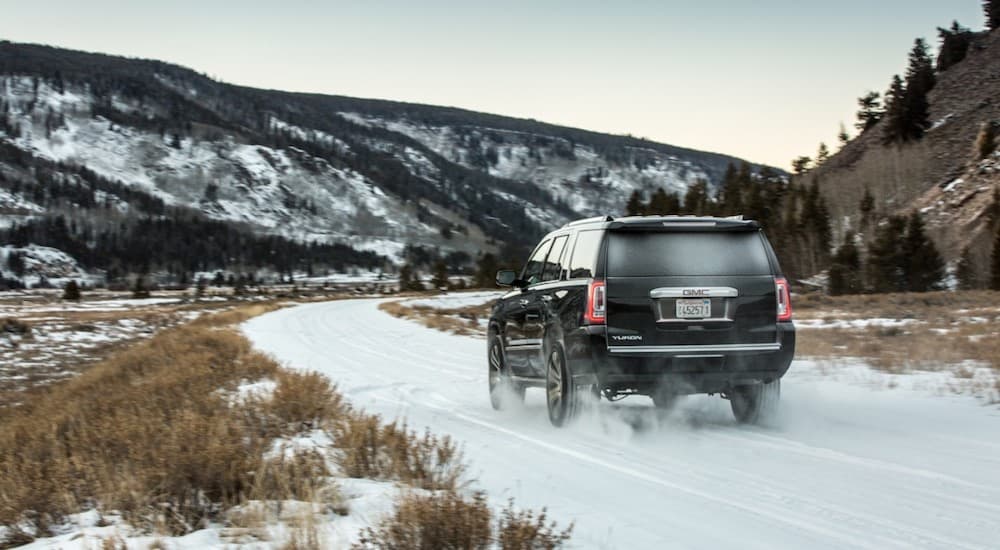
left=562, top=216, right=613, bottom=228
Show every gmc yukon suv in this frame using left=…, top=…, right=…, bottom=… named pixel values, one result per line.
left=488, top=215, right=795, bottom=427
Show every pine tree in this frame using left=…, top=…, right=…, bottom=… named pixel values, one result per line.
left=625, top=190, right=645, bottom=216
left=859, top=187, right=876, bottom=231
left=717, top=164, right=744, bottom=215
left=838, top=123, right=850, bottom=147
left=937, top=21, right=972, bottom=72
left=682, top=180, right=710, bottom=215
left=815, top=143, right=830, bottom=166
left=901, top=38, right=935, bottom=141
left=992, top=225, right=1000, bottom=290
left=829, top=232, right=863, bottom=295
left=956, top=245, right=978, bottom=290
left=62, top=280, right=81, bottom=301
left=855, top=91, right=883, bottom=132
left=791, top=156, right=812, bottom=175
left=6, top=251, right=25, bottom=277
left=902, top=211, right=945, bottom=292
left=987, top=0, right=1000, bottom=30
left=398, top=263, right=415, bottom=292
left=867, top=216, right=909, bottom=293
left=132, top=276, right=150, bottom=299
left=431, top=259, right=450, bottom=290
left=648, top=187, right=668, bottom=214
left=883, top=75, right=908, bottom=144
left=474, top=253, right=499, bottom=288
left=804, top=180, right=833, bottom=273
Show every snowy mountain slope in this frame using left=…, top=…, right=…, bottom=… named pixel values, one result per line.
left=244, top=297, right=1000, bottom=550
left=341, top=112, right=714, bottom=215
left=0, top=76, right=441, bottom=259
left=0, top=42, right=780, bottom=277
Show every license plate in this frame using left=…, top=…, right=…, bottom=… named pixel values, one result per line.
left=676, top=298, right=711, bottom=319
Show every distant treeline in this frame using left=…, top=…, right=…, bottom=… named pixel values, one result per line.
left=0, top=141, right=384, bottom=285
left=622, top=162, right=973, bottom=294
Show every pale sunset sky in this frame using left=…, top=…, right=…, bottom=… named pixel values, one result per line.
left=1, top=1, right=987, bottom=168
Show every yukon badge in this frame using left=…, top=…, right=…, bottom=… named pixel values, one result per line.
left=611, top=334, right=643, bottom=342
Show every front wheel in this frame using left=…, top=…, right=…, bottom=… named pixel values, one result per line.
left=489, top=334, right=524, bottom=410
left=730, top=379, right=781, bottom=424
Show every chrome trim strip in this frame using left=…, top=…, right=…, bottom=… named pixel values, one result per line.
left=608, top=343, right=781, bottom=354
left=507, top=339, right=538, bottom=346
left=650, top=287, right=739, bottom=298
left=656, top=317, right=732, bottom=324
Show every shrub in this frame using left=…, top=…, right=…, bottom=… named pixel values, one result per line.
left=496, top=500, right=574, bottom=550
left=336, top=415, right=465, bottom=491
left=62, top=280, right=81, bottom=301
left=353, top=491, right=492, bottom=550
left=354, top=493, right=574, bottom=550
left=268, top=370, right=345, bottom=434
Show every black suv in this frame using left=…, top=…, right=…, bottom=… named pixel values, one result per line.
left=488, top=215, right=795, bottom=427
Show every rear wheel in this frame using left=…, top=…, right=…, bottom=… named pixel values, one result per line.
left=546, top=345, right=577, bottom=427
left=489, top=334, right=524, bottom=410
left=730, top=379, right=781, bottom=424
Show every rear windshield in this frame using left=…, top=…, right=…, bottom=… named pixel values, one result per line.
left=607, top=231, right=771, bottom=277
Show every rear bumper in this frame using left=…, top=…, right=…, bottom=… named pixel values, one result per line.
left=565, top=323, right=795, bottom=394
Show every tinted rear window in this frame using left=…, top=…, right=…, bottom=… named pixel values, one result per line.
left=607, top=232, right=771, bottom=277
left=568, top=230, right=603, bottom=279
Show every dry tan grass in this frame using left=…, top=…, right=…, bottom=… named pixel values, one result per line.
left=0, top=295, right=570, bottom=548
left=0, top=304, right=349, bottom=543
left=379, top=296, right=492, bottom=337
left=795, top=290, right=1000, bottom=372
left=0, top=313, right=281, bottom=538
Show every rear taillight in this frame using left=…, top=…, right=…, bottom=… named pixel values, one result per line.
left=584, top=279, right=606, bottom=324
left=775, top=277, right=792, bottom=321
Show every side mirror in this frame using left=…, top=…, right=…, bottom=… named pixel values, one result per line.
left=495, top=269, right=519, bottom=287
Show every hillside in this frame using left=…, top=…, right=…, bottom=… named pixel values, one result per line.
left=809, top=27, right=1000, bottom=280
left=0, top=41, right=775, bottom=284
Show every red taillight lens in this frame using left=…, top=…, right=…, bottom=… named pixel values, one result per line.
left=775, top=277, right=792, bottom=321
left=584, top=280, right=606, bottom=324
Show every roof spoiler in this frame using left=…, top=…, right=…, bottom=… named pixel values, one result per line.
left=607, top=218, right=760, bottom=232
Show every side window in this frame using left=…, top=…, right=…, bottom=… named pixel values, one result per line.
left=521, top=239, right=552, bottom=286
left=568, top=230, right=602, bottom=279
left=541, top=235, right=568, bottom=282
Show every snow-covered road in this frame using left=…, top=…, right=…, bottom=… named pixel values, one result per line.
left=244, top=298, right=1000, bottom=549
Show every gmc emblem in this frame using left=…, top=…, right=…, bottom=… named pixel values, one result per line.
left=683, top=289, right=709, bottom=296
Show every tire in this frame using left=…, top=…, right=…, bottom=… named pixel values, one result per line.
left=730, top=379, right=781, bottom=424
left=488, top=334, right=524, bottom=410
left=546, top=345, right=578, bottom=427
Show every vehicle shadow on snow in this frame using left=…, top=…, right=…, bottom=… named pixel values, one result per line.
left=511, top=390, right=783, bottom=440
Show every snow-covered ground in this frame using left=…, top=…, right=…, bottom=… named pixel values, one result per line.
left=243, top=297, right=1000, bottom=549
left=404, top=290, right=503, bottom=309
left=13, top=477, right=402, bottom=550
